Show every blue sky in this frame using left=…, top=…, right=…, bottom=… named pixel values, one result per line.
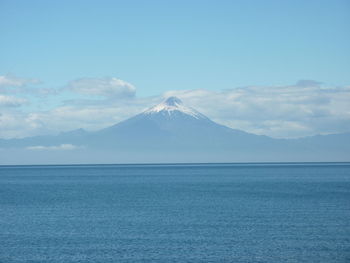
left=0, top=0, right=350, bottom=138
left=1, top=0, right=349, bottom=93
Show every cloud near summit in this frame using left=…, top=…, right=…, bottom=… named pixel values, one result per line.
left=0, top=75, right=349, bottom=139
left=165, top=82, right=350, bottom=138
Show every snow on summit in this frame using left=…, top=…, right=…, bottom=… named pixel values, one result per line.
left=144, top=96, right=207, bottom=119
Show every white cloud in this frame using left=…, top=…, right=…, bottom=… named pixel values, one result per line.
left=0, top=75, right=40, bottom=88
left=0, top=112, right=49, bottom=138
left=162, top=82, right=350, bottom=138
left=0, top=79, right=349, bottom=139
left=0, top=95, right=27, bottom=107
left=0, top=74, right=56, bottom=99
left=68, top=77, right=136, bottom=98
left=0, top=101, right=151, bottom=138
left=26, top=144, right=79, bottom=151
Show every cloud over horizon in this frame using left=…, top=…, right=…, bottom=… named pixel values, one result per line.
left=26, top=144, right=79, bottom=151
left=0, top=75, right=349, bottom=139
left=164, top=81, right=350, bottom=138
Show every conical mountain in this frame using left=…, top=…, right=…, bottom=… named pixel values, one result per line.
left=93, top=97, right=271, bottom=150
left=1, top=96, right=349, bottom=164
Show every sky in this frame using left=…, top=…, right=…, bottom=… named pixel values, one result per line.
left=0, top=0, right=350, bottom=139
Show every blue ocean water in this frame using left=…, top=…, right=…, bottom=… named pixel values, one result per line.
left=0, top=163, right=349, bottom=263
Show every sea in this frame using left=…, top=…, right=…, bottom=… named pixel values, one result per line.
left=0, top=163, right=349, bottom=263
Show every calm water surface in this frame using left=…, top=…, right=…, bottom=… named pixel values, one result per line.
left=0, top=163, right=349, bottom=262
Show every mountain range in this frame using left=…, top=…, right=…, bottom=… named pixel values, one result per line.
left=1, top=97, right=349, bottom=164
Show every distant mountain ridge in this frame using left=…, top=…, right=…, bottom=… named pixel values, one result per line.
left=1, top=97, right=349, bottom=164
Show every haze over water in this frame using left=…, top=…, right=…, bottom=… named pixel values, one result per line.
left=1, top=163, right=349, bottom=262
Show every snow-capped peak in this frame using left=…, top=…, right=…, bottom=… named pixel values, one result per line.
left=163, top=96, right=183, bottom=106
left=143, top=96, right=207, bottom=119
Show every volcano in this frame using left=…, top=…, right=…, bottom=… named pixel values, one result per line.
left=1, top=96, right=349, bottom=164
left=92, top=97, right=273, bottom=151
